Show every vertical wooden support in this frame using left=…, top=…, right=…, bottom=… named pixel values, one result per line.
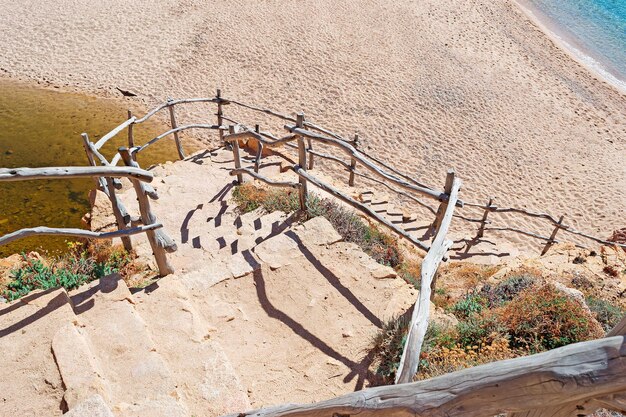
left=80, top=133, right=105, bottom=191
left=541, top=215, right=565, bottom=256
left=254, top=124, right=263, bottom=173
left=119, top=147, right=174, bottom=276
left=127, top=110, right=136, bottom=161
left=476, top=197, right=494, bottom=239
left=306, top=124, right=314, bottom=170
left=216, top=88, right=225, bottom=144
left=229, top=125, right=243, bottom=184
left=104, top=175, right=133, bottom=252
left=167, top=98, right=185, bottom=160
left=431, top=169, right=456, bottom=235
left=296, top=113, right=308, bottom=210
left=81, top=134, right=132, bottom=251
left=348, top=133, right=359, bottom=187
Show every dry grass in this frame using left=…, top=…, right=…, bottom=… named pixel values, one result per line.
left=501, top=283, right=605, bottom=351
left=417, top=336, right=515, bottom=380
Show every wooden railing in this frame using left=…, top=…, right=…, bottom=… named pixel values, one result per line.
left=3, top=90, right=624, bottom=412
left=0, top=166, right=173, bottom=276
left=79, top=89, right=624, bottom=252
left=77, top=90, right=624, bottom=381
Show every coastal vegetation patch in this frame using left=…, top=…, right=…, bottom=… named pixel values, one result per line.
left=2, top=241, right=146, bottom=301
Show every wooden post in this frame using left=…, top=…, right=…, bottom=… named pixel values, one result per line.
left=81, top=134, right=132, bottom=251
left=254, top=124, right=263, bottom=173
left=80, top=133, right=105, bottom=191
left=229, top=125, right=243, bottom=184
left=127, top=109, right=136, bottom=161
left=296, top=113, right=308, bottom=210
left=476, top=197, right=494, bottom=238
left=541, top=215, right=565, bottom=256
left=216, top=88, right=224, bottom=144
left=103, top=175, right=133, bottom=252
left=348, top=133, right=358, bottom=187
left=431, top=169, right=455, bottom=235
left=167, top=98, right=185, bottom=160
left=306, top=124, right=314, bottom=170
left=119, top=147, right=174, bottom=276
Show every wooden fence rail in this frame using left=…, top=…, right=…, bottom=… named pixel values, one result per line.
left=11, top=89, right=626, bottom=274
left=0, top=224, right=162, bottom=247
left=0, top=164, right=174, bottom=276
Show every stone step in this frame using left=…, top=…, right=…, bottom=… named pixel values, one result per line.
left=52, top=322, right=110, bottom=410
left=70, top=274, right=188, bottom=417
left=0, top=288, right=76, bottom=416
left=63, top=395, right=114, bottom=417
left=133, top=276, right=250, bottom=417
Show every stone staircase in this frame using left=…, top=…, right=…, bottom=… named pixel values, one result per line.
left=0, top=147, right=420, bottom=415
left=0, top=272, right=250, bottom=417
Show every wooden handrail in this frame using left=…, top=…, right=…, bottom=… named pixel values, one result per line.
left=230, top=168, right=300, bottom=189
left=291, top=166, right=430, bottom=252
left=77, top=94, right=623, bottom=253
left=93, top=117, right=136, bottom=150
left=0, top=166, right=153, bottom=183
left=0, top=224, right=162, bottom=247
left=137, top=123, right=226, bottom=153
left=395, top=175, right=461, bottom=384
left=284, top=125, right=450, bottom=203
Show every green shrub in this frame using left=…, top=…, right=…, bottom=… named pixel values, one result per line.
left=480, top=274, right=536, bottom=307
left=3, top=244, right=135, bottom=301
left=456, top=313, right=507, bottom=348
left=586, top=296, right=625, bottom=333
left=501, top=284, right=604, bottom=351
left=232, top=184, right=302, bottom=214
left=448, top=291, right=487, bottom=320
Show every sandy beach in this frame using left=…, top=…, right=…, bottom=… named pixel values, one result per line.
left=0, top=0, right=624, bottom=254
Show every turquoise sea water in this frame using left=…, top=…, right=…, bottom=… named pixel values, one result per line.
left=526, top=0, right=626, bottom=91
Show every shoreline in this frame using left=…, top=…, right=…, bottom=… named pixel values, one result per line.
left=514, top=0, right=626, bottom=96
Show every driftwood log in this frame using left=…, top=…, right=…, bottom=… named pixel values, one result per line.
left=0, top=166, right=153, bottom=183
left=395, top=176, right=461, bottom=384
left=0, top=224, right=162, bottom=247
left=222, top=335, right=626, bottom=417
left=134, top=97, right=222, bottom=125
left=119, top=147, right=175, bottom=276
left=285, top=125, right=451, bottom=204
left=167, top=99, right=186, bottom=160
left=94, top=117, right=136, bottom=150
left=137, top=124, right=224, bottom=153
left=507, top=316, right=626, bottom=417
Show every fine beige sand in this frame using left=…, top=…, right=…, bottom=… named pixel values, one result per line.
left=0, top=0, right=624, bottom=254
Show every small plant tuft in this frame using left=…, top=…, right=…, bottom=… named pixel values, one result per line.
left=2, top=241, right=140, bottom=301
left=371, top=314, right=410, bottom=384
left=586, top=296, right=625, bottom=333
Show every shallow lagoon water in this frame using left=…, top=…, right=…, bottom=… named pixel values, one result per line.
left=0, top=79, right=183, bottom=256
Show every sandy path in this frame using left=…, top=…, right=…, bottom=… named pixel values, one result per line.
left=0, top=0, right=624, bottom=254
